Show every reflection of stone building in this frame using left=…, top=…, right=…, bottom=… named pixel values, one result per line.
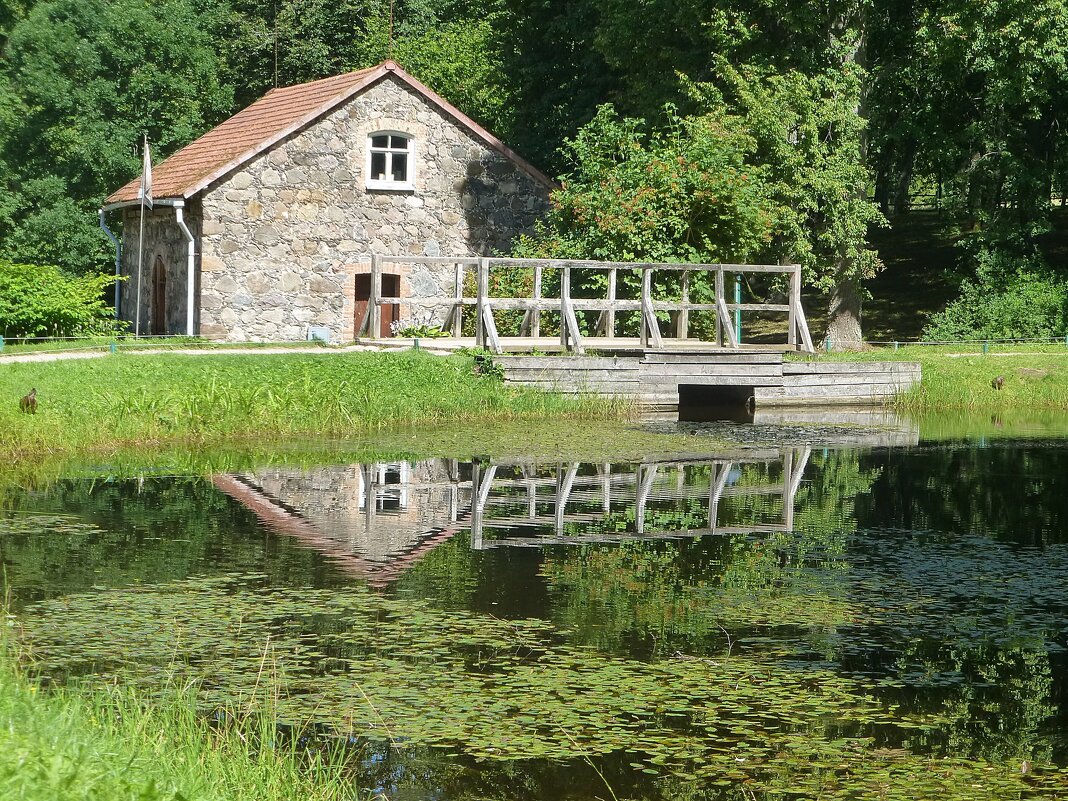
left=213, top=459, right=470, bottom=584
left=102, top=61, right=551, bottom=341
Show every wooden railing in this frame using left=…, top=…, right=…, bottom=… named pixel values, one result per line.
left=359, top=255, right=815, bottom=354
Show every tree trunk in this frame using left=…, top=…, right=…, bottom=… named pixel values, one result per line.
left=825, top=275, right=864, bottom=350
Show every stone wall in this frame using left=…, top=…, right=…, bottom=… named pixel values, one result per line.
left=118, top=204, right=200, bottom=335
left=198, top=74, right=551, bottom=342
left=244, top=460, right=465, bottom=563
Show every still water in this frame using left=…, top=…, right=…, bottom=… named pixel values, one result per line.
left=3, top=418, right=1068, bottom=799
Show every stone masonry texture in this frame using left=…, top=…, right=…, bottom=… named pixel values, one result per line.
left=115, top=74, right=550, bottom=342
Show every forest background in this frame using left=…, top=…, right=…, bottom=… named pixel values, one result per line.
left=1, top=0, right=1067, bottom=347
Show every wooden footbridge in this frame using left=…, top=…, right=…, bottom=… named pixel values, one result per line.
left=358, top=255, right=815, bottom=353
left=356, top=256, right=920, bottom=410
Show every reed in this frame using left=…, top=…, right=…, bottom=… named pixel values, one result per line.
left=0, top=622, right=364, bottom=801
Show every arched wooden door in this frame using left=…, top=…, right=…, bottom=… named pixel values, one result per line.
left=151, top=256, right=167, bottom=335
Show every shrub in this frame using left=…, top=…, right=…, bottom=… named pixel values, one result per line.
left=0, top=261, right=122, bottom=339
left=923, top=250, right=1068, bottom=342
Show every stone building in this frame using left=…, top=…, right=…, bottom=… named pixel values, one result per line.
left=101, top=61, right=553, bottom=342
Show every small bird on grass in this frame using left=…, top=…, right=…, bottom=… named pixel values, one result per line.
left=19, top=388, right=37, bottom=414
left=991, top=375, right=1005, bottom=390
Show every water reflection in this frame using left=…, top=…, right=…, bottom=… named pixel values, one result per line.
left=208, top=449, right=814, bottom=585
left=5, top=433, right=1068, bottom=798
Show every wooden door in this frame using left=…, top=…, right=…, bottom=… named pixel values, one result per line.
left=355, top=273, right=401, bottom=337
left=151, top=256, right=167, bottom=335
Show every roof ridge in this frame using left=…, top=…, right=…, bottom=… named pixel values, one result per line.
left=103, top=61, right=551, bottom=207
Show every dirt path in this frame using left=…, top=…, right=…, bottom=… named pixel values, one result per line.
left=0, top=342, right=455, bottom=365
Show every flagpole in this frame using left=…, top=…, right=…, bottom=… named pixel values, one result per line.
left=135, top=133, right=149, bottom=337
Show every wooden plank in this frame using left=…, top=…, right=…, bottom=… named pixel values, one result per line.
left=379, top=255, right=480, bottom=266
left=642, top=352, right=783, bottom=364
left=782, top=373, right=920, bottom=387
left=485, top=257, right=800, bottom=274
left=783, top=361, right=921, bottom=375
left=724, top=304, right=791, bottom=312
left=496, top=356, right=641, bottom=370
left=640, top=364, right=784, bottom=377
left=645, top=375, right=782, bottom=387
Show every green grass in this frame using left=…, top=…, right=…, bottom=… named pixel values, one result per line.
left=788, top=343, right=1068, bottom=410
left=0, top=350, right=626, bottom=461
left=0, top=626, right=361, bottom=801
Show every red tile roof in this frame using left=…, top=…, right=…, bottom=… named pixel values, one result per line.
left=105, top=61, right=552, bottom=206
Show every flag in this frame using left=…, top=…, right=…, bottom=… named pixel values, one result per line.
left=137, top=136, right=153, bottom=209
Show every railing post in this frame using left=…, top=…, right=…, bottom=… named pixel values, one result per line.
left=476, top=257, right=488, bottom=348
left=788, top=265, right=799, bottom=349
left=560, top=265, right=571, bottom=349
left=640, top=267, right=650, bottom=348
left=715, top=267, right=725, bottom=347
left=678, top=269, right=690, bottom=339
left=369, top=253, right=382, bottom=338
left=452, top=261, right=463, bottom=337
left=605, top=267, right=617, bottom=337
left=532, top=263, right=543, bottom=339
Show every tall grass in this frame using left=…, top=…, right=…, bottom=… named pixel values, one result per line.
left=787, top=345, right=1068, bottom=411
left=0, top=621, right=363, bottom=801
left=0, top=350, right=626, bottom=460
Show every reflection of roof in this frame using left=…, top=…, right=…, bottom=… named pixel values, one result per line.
left=105, top=61, right=552, bottom=206
left=212, top=474, right=462, bottom=588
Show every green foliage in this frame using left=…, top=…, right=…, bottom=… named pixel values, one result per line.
left=514, top=66, right=883, bottom=323
left=0, top=0, right=232, bottom=273
left=0, top=260, right=121, bottom=338
left=923, top=250, right=1068, bottom=341
left=514, top=105, right=772, bottom=264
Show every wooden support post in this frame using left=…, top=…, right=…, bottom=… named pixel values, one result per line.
left=678, top=269, right=690, bottom=339
left=782, top=449, right=794, bottom=533
left=368, top=253, right=382, bottom=338
left=452, top=262, right=464, bottom=337
left=640, top=268, right=663, bottom=349
left=559, top=265, right=584, bottom=353
left=532, top=264, right=542, bottom=339
left=560, top=265, right=571, bottom=349
left=715, top=267, right=724, bottom=347
left=598, top=267, right=617, bottom=337
left=708, top=460, right=732, bottom=533
left=787, top=265, right=799, bottom=349
left=555, top=462, right=579, bottom=535
left=476, top=257, right=489, bottom=348
left=602, top=463, right=611, bottom=512
left=635, top=463, right=659, bottom=535
left=471, top=462, right=497, bottom=550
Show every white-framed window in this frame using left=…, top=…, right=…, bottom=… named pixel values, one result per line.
left=366, top=132, right=415, bottom=190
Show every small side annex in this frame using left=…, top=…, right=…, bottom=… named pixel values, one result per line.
left=101, top=61, right=553, bottom=342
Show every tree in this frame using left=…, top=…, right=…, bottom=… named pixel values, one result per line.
left=0, top=0, right=233, bottom=273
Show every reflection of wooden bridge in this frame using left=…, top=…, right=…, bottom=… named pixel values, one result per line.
left=468, top=451, right=811, bottom=549
left=213, top=451, right=813, bottom=585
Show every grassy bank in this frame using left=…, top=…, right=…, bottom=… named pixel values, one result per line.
left=790, top=344, right=1068, bottom=410
left=0, top=629, right=356, bottom=801
left=0, top=349, right=625, bottom=461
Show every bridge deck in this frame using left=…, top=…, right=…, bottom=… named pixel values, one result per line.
left=356, top=336, right=795, bottom=354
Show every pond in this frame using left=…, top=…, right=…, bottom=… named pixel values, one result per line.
left=3, top=413, right=1068, bottom=799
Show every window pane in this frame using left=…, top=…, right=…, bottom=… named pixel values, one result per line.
left=370, top=152, right=387, bottom=180
left=371, top=134, right=389, bottom=149
left=391, top=153, right=408, bottom=182
left=389, top=135, right=408, bottom=150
